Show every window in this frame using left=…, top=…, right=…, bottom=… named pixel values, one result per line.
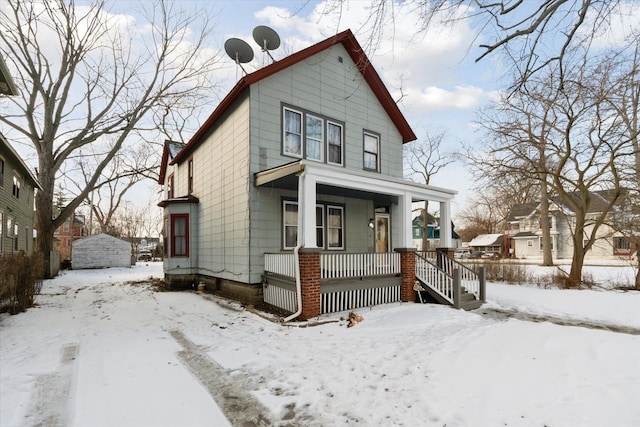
left=613, top=236, right=631, bottom=255
left=12, top=175, right=20, bottom=199
left=187, top=158, right=194, bottom=194
left=13, top=223, right=18, bottom=251
left=163, top=217, right=168, bottom=258
left=170, top=214, right=189, bottom=257
left=168, top=174, right=174, bottom=199
left=6, top=217, right=13, bottom=238
left=305, top=114, right=324, bottom=161
left=0, top=159, right=4, bottom=187
left=327, top=122, right=343, bottom=165
left=282, top=106, right=344, bottom=166
left=327, top=206, right=344, bottom=249
left=527, top=240, right=533, bottom=247
left=282, top=201, right=342, bottom=250
left=413, top=227, right=422, bottom=239
left=283, top=108, right=302, bottom=157
left=363, top=132, right=380, bottom=172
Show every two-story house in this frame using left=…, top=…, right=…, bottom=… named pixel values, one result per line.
left=0, top=133, right=40, bottom=255
left=53, top=214, right=86, bottom=262
left=507, top=192, right=634, bottom=260
left=159, top=30, right=483, bottom=319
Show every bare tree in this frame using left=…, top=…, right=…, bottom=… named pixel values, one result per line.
left=404, top=129, right=454, bottom=249
left=321, top=0, right=626, bottom=87
left=0, top=0, right=221, bottom=276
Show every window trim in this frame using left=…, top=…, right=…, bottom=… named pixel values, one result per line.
left=0, top=158, right=4, bottom=188
left=282, top=199, right=345, bottom=250
left=327, top=121, right=344, bottom=166
left=282, top=104, right=345, bottom=167
left=167, top=173, right=175, bottom=199
left=170, top=213, right=189, bottom=257
left=363, top=131, right=380, bottom=172
left=12, top=174, right=20, bottom=199
left=187, top=157, right=194, bottom=195
left=326, top=205, right=345, bottom=250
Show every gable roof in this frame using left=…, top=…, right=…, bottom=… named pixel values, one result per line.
left=0, top=133, right=41, bottom=189
left=507, top=202, right=538, bottom=222
left=0, top=54, right=19, bottom=96
left=468, top=233, right=503, bottom=247
left=171, top=29, right=416, bottom=166
left=158, top=140, right=186, bottom=184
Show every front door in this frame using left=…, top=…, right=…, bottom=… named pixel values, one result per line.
left=375, top=214, right=390, bottom=253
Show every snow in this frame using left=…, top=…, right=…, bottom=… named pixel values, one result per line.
left=1, top=262, right=639, bottom=426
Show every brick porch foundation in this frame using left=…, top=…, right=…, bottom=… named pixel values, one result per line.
left=298, top=249, right=321, bottom=320
left=396, top=248, right=417, bottom=302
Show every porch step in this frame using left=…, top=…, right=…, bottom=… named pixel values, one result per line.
left=416, top=279, right=483, bottom=311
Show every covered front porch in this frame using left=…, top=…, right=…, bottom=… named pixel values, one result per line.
left=256, top=161, right=484, bottom=320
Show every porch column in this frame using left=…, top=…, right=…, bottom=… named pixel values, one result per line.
left=299, top=249, right=321, bottom=320
left=396, top=248, right=417, bottom=302
left=439, top=200, right=453, bottom=248
left=298, top=171, right=317, bottom=248
left=398, top=191, right=413, bottom=249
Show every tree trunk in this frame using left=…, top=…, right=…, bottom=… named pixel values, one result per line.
left=567, top=234, right=585, bottom=288
left=421, top=201, right=429, bottom=251
left=539, top=180, right=553, bottom=266
left=35, top=151, right=56, bottom=278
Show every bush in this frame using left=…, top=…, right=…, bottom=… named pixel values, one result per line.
left=0, top=252, right=45, bottom=314
left=466, top=261, right=533, bottom=284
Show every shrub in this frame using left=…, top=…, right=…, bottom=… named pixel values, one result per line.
left=0, top=252, right=45, bottom=314
left=466, top=261, right=533, bottom=284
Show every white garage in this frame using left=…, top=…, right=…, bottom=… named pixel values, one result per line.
left=72, top=233, right=132, bottom=269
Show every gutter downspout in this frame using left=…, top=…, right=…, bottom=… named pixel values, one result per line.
left=283, top=244, right=303, bottom=322
left=283, top=163, right=307, bottom=323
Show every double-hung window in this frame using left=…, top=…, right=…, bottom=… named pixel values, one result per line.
left=12, top=175, right=20, bottom=199
left=363, top=132, right=380, bottom=172
left=170, top=214, right=189, bottom=257
left=282, top=106, right=344, bottom=166
left=187, top=158, right=194, bottom=194
left=283, top=201, right=342, bottom=250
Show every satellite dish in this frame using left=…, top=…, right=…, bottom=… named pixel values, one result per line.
left=253, top=26, right=280, bottom=62
left=224, top=38, right=254, bottom=74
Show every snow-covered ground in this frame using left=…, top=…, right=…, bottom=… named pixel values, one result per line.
left=1, top=262, right=639, bottom=426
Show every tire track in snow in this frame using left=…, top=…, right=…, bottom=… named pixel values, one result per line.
left=24, top=343, right=79, bottom=427
left=170, top=329, right=275, bottom=427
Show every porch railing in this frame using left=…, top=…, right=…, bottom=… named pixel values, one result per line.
left=321, top=252, right=400, bottom=279
left=419, top=250, right=481, bottom=299
left=415, top=253, right=454, bottom=304
left=264, top=253, right=296, bottom=277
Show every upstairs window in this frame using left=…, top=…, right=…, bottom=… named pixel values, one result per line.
left=187, top=158, right=194, bottom=194
left=12, top=175, right=20, bottom=199
left=363, top=132, right=380, bottom=172
left=168, top=174, right=174, bottom=199
left=282, top=106, right=344, bottom=166
left=327, top=122, right=343, bottom=165
left=0, top=159, right=4, bottom=187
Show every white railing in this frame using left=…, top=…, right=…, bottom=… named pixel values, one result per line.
left=320, top=252, right=400, bottom=279
left=415, top=255, right=454, bottom=305
left=322, top=284, right=400, bottom=314
left=420, top=251, right=481, bottom=299
left=264, top=253, right=296, bottom=277
left=263, top=284, right=297, bottom=313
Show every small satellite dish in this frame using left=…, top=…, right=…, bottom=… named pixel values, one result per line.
left=224, top=38, right=254, bottom=74
left=253, top=26, right=280, bottom=62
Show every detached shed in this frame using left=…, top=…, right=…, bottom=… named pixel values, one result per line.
left=72, top=233, right=132, bottom=269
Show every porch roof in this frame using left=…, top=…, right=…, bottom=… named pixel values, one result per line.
left=254, top=160, right=457, bottom=203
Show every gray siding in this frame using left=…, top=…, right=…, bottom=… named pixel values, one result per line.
left=72, top=233, right=131, bottom=269
left=0, top=147, right=36, bottom=255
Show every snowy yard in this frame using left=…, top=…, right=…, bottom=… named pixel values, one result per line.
left=1, top=262, right=639, bottom=426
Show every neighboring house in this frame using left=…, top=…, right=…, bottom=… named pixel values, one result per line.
left=53, top=214, right=86, bottom=261
left=468, top=234, right=505, bottom=254
left=158, top=30, right=482, bottom=319
left=507, top=191, right=634, bottom=259
left=0, top=133, right=40, bottom=255
left=412, top=211, right=461, bottom=250
left=71, top=233, right=131, bottom=269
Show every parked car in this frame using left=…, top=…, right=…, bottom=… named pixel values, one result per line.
left=454, top=249, right=471, bottom=259
left=138, top=250, right=152, bottom=261
left=469, top=251, right=484, bottom=259
left=481, top=251, right=501, bottom=260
